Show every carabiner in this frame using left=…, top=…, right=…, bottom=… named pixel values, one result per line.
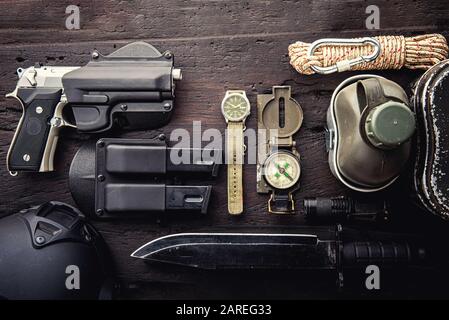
left=307, top=37, right=382, bottom=75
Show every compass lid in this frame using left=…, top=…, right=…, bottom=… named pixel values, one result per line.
left=260, top=86, right=303, bottom=137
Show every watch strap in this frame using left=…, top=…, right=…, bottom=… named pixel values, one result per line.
left=227, top=121, right=244, bottom=215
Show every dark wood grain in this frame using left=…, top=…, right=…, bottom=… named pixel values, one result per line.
left=0, top=0, right=449, bottom=299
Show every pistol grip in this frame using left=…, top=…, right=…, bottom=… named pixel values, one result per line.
left=7, top=88, right=63, bottom=173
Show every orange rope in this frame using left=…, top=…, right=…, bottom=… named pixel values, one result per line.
left=288, top=34, right=449, bottom=75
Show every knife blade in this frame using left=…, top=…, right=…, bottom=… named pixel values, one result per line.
left=132, top=232, right=338, bottom=270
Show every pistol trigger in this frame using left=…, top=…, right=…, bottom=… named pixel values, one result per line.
left=62, top=117, right=77, bottom=129
left=50, top=99, right=76, bottom=129
left=49, top=115, right=76, bottom=129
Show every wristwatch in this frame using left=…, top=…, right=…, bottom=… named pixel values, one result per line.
left=257, top=86, right=303, bottom=214
left=221, top=90, right=251, bottom=215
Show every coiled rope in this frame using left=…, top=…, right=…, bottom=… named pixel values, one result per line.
left=288, top=34, right=449, bottom=75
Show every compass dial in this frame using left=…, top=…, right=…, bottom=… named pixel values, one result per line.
left=264, top=151, right=301, bottom=190
left=222, top=93, right=250, bottom=122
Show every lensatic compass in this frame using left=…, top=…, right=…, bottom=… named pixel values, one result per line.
left=257, top=86, right=303, bottom=214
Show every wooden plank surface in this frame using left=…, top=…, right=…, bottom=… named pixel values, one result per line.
left=0, top=0, right=449, bottom=299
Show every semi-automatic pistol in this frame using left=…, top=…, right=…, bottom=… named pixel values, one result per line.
left=6, top=42, right=182, bottom=175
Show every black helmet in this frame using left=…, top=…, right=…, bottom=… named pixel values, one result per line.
left=0, top=202, right=115, bottom=300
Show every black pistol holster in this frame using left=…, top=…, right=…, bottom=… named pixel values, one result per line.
left=62, top=42, right=181, bottom=132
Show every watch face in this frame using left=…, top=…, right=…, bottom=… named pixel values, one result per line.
left=264, top=151, right=301, bottom=190
left=222, top=93, right=250, bottom=122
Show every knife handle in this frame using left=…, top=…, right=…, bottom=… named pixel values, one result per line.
left=342, top=242, right=427, bottom=267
